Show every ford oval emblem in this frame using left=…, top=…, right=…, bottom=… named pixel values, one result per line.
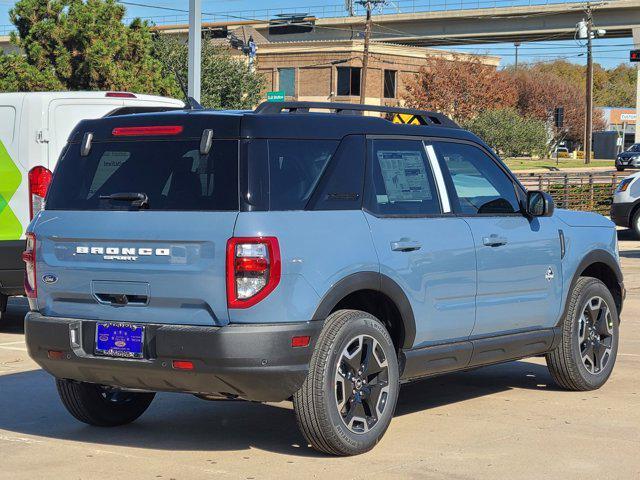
left=42, top=274, right=58, bottom=284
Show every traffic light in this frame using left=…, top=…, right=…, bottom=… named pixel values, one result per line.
left=631, top=50, right=640, bottom=62
left=554, top=107, right=564, bottom=128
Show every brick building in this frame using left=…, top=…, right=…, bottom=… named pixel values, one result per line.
left=255, top=40, right=499, bottom=105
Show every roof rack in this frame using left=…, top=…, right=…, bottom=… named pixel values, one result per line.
left=254, top=101, right=459, bottom=129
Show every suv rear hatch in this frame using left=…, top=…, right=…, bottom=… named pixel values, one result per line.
left=31, top=114, right=240, bottom=326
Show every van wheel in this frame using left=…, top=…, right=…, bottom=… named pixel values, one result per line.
left=293, top=310, right=399, bottom=456
left=631, top=209, right=640, bottom=238
left=56, top=379, right=155, bottom=426
left=546, top=277, right=619, bottom=391
left=0, top=294, right=6, bottom=322
left=616, top=167, right=625, bottom=172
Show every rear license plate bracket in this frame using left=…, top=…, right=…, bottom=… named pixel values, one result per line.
left=95, top=323, right=145, bottom=359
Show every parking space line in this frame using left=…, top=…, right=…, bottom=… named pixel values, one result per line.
left=0, top=346, right=27, bottom=352
left=0, top=341, right=26, bottom=346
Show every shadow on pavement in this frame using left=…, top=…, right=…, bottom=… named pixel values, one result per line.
left=0, top=358, right=555, bottom=457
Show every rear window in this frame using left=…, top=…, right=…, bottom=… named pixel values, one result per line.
left=46, top=140, right=238, bottom=211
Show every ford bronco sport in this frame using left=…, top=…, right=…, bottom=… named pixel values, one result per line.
left=24, top=102, right=624, bottom=456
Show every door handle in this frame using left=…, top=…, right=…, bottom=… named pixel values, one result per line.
left=482, top=235, right=508, bottom=247
left=391, top=239, right=422, bottom=252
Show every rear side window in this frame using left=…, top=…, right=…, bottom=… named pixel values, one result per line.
left=267, top=139, right=339, bottom=210
left=365, top=139, right=441, bottom=215
left=46, top=140, right=238, bottom=211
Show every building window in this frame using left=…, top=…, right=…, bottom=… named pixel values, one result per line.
left=337, top=67, right=361, bottom=96
left=384, top=70, right=397, bottom=99
left=278, top=68, right=296, bottom=97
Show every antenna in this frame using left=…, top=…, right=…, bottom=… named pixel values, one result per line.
left=173, top=65, right=204, bottom=110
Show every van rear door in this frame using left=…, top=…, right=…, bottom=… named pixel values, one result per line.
left=33, top=134, right=239, bottom=326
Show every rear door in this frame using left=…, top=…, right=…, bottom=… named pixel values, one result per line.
left=33, top=135, right=239, bottom=326
left=363, top=138, right=477, bottom=347
left=432, top=140, right=562, bottom=336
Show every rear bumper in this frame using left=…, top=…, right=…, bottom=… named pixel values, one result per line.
left=25, top=312, right=322, bottom=402
left=610, top=201, right=634, bottom=228
left=0, top=240, right=24, bottom=296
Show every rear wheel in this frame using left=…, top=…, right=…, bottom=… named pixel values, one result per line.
left=616, top=166, right=625, bottom=172
left=546, top=277, right=619, bottom=391
left=56, top=379, right=155, bottom=426
left=293, top=310, right=399, bottom=456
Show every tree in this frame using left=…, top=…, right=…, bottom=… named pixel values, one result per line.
left=4, top=0, right=179, bottom=95
left=403, top=54, right=517, bottom=123
left=0, top=53, right=63, bottom=92
left=154, top=35, right=265, bottom=110
left=510, top=68, right=606, bottom=146
left=464, top=109, right=547, bottom=157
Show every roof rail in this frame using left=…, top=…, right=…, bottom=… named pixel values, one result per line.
left=254, top=101, right=459, bottom=129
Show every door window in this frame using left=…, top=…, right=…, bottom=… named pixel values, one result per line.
left=366, top=139, right=441, bottom=215
left=434, top=142, right=520, bottom=215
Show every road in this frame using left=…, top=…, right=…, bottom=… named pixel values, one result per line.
left=1, top=232, right=639, bottom=480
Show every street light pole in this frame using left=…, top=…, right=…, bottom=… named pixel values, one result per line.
left=188, top=0, right=202, bottom=102
left=514, top=42, right=521, bottom=70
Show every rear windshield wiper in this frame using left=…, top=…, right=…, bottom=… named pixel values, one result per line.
left=99, top=192, right=149, bottom=209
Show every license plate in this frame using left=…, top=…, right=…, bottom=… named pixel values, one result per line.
left=95, top=323, right=144, bottom=359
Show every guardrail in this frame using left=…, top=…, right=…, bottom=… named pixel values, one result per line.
left=516, top=171, right=625, bottom=215
left=0, top=0, right=587, bottom=35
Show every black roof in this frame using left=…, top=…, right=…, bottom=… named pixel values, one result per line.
left=68, top=102, right=482, bottom=145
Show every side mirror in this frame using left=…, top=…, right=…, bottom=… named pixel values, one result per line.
left=526, top=190, right=554, bottom=217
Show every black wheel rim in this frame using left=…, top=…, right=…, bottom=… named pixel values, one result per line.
left=578, top=296, right=614, bottom=375
left=334, top=334, right=390, bottom=434
left=99, top=386, right=135, bottom=405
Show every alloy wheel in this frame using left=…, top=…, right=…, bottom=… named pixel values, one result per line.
left=578, top=296, right=614, bottom=375
left=334, top=334, right=390, bottom=434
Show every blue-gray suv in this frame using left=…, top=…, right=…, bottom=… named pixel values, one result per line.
left=24, top=102, right=624, bottom=456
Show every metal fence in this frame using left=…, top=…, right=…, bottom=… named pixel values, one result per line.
left=516, top=172, right=625, bottom=215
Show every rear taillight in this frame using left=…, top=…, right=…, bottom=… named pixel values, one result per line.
left=226, top=237, right=281, bottom=309
left=22, top=233, right=37, bottom=299
left=28, top=166, right=52, bottom=219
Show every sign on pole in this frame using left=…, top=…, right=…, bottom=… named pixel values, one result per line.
left=267, top=91, right=286, bottom=102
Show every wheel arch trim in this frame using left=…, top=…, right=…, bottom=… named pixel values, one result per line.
left=559, top=249, right=624, bottom=325
left=311, top=272, right=416, bottom=349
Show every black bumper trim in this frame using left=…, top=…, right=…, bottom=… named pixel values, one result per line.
left=25, top=313, right=322, bottom=402
left=610, top=202, right=634, bottom=228
left=0, top=240, right=25, bottom=295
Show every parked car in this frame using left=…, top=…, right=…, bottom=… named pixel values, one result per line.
left=615, top=143, right=640, bottom=171
left=0, top=91, right=184, bottom=320
left=610, top=171, right=640, bottom=236
left=24, top=102, right=624, bottom=456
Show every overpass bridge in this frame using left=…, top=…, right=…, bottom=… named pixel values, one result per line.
left=2, top=0, right=639, bottom=50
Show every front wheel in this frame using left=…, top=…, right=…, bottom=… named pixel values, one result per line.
left=56, top=379, right=155, bottom=426
left=293, top=310, right=400, bottom=456
left=616, top=166, right=625, bottom=172
left=0, top=294, right=6, bottom=322
left=546, top=277, right=619, bottom=391
left=631, top=208, right=640, bottom=239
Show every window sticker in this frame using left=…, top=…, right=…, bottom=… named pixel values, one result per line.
left=376, top=150, right=432, bottom=202
left=87, top=151, right=131, bottom=198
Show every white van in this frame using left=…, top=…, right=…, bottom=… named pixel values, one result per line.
left=0, top=91, right=184, bottom=319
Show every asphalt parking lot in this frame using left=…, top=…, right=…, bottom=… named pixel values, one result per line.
left=1, top=233, right=639, bottom=480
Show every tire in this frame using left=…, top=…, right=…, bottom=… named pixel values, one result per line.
left=631, top=208, right=640, bottom=239
left=56, top=379, right=155, bottom=426
left=616, top=166, right=625, bottom=172
left=0, top=294, right=7, bottom=322
left=546, top=277, right=619, bottom=391
left=293, top=309, right=400, bottom=456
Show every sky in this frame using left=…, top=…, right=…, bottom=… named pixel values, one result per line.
left=0, top=0, right=636, bottom=69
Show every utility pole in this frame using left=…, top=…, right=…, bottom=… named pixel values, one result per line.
left=514, top=42, right=521, bottom=70
left=584, top=6, right=593, bottom=164
left=634, top=27, right=640, bottom=144
left=357, top=0, right=385, bottom=105
left=577, top=6, right=605, bottom=164
left=188, top=0, right=202, bottom=102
